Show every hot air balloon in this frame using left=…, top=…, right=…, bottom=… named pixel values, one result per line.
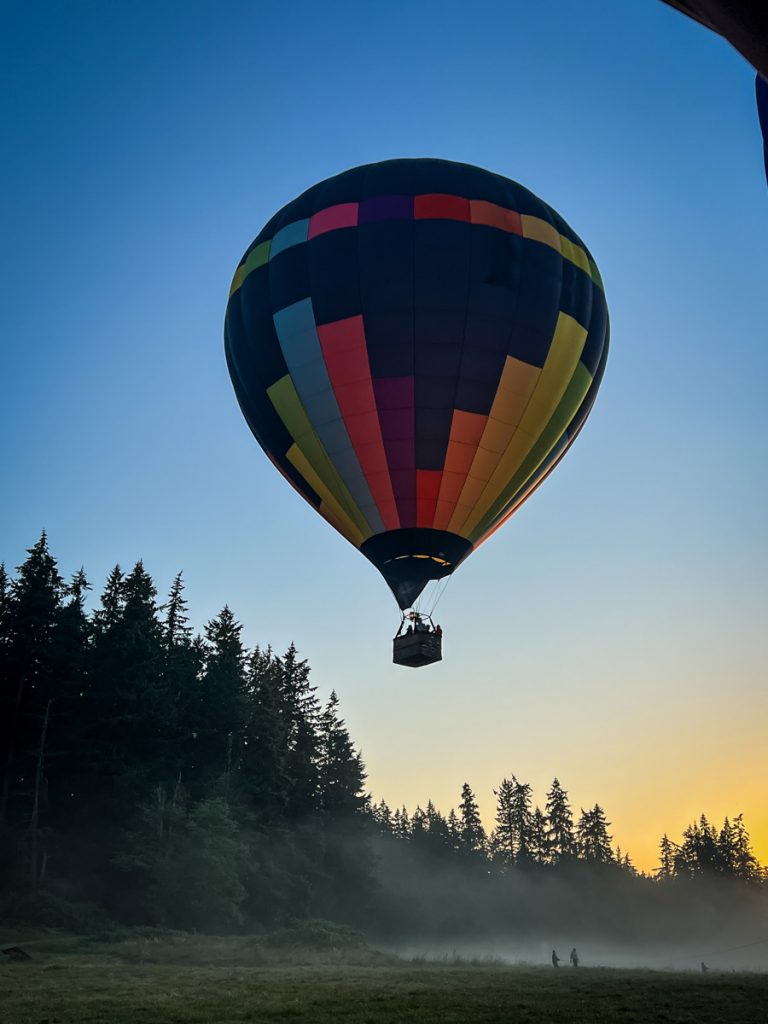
left=659, top=1, right=768, bottom=79
left=659, top=1, right=768, bottom=183
left=225, top=159, right=609, bottom=666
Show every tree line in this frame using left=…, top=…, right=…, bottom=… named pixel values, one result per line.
left=0, top=534, right=764, bottom=937
left=370, top=783, right=763, bottom=883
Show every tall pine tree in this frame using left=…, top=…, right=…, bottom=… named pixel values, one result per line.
left=656, top=834, right=677, bottom=880
left=545, top=778, right=576, bottom=864
left=195, top=606, right=247, bottom=795
left=493, top=778, right=517, bottom=868
left=161, top=573, right=203, bottom=785
left=240, top=645, right=290, bottom=817
left=279, top=644, right=320, bottom=818
left=510, top=776, right=534, bottom=867
left=46, top=568, right=92, bottom=825
left=576, top=805, right=614, bottom=864
left=82, top=561, right=170, bottom=811
left=458, top=783, right=486, bottom=858
left=1, top=533, right=64, bottom=828
left=317, top=691, right=366, bottom=817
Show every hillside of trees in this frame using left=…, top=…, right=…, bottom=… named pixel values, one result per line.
left=1, top=535, right=765, bottom=944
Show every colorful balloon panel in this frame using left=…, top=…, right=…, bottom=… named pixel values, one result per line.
left=225, top=159, right=609, bottom=608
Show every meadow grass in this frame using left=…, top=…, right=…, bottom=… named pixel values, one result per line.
left=1, top=931, right=766, bottom=1023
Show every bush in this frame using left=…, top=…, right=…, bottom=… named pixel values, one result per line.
left=0, top=891, right=109, bottom=933
left=265, top=918, right=367, bottom=950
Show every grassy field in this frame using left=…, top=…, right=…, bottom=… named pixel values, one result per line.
left=1, top=931, right=766, bottom=1024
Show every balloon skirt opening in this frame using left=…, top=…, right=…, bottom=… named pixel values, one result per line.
left=361, top=528, right=473, bottom=610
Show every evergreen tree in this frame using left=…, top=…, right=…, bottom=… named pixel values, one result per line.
left=91, top=565, right=125, bottom=634
left=697, top=815, right=720, bottom=872
left=241, top=645, right=289, bottom=817
left=576, top=805, right=614, bottom=864
left=486, top=828, right=503, bottom=867
left=160, top=574, right=203, bottom=784
left=279, top=644, right=321, bottom=818
left=656, top=833, right=677, bottom=880
left=410, top=805, right=427, bottom=842
left=509, top=776, right=534, bottom=867
left=493, top=777, right=516, bottom=867
left=674, top=822, right=698, bottom=878
left=423, top=800, right=452, bottom=856
left=317, top=691, right=366, bottom=817
left=621, top=851, right=637, bottom=875
left=545, top=778, right=576, bottom=864
left=195, top=606, right=247, bottom=794
left=382, top=799, right=394, bottom=831
left=163, top=573, right=191, bottom=648
left=0, top=564, right=9, bottom=609
left=374, top=799, right=393, bottom=833
left=731, top=814, right=759, bottom=882
left=676, top=815, right=720, bottom=878
left=458, top=783, right=486, bottom=858
left=119, top=795, right=247, bottom=929
left=446, top=808, right=460, bottom=850
left=0, top=563, right=10, bottom=656
left=393, top=806, right=411, bottom=840
left=718, top=817, right=736, bottom=875
left=494, top=776, right=535, bottom=867
left=111, top=779, right=187, bottom=914
left=82, top=561, right=169, bottom=810
left=66, top=568, right=91, bottom=610
left=712, top=814, right=759, bottom=882
left=1, top=533, right=64, bottom=827
left=0, top=563, right=10, bottom=664
left=46, top=569, right=92, bottom=819
left=0, top=563, right=10, bottom=825
left=530, top=806, right=548, bottom=866
left=162, top=797, right=247, bottom=929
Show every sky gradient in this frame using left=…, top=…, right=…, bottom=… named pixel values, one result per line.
left=2, top=0, right=766, bottom=870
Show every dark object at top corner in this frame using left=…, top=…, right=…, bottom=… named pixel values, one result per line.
left=661, top=0, right=768, bottom=79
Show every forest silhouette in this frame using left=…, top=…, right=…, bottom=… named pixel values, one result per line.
left=1, top=534, right=765, bottom=949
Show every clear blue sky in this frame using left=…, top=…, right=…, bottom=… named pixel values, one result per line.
left=2, top=0, right=766, bottom=868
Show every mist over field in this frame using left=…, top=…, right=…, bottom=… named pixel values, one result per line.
left=399, top=941, right=766, bottom=973
left=364, top=832, right=768, bottom=971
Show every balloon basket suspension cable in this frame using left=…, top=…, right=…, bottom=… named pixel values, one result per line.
left=427, top=572, right=453, bottom=620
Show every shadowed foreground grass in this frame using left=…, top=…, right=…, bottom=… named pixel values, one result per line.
left=1, top=933, right=766, bottom=1024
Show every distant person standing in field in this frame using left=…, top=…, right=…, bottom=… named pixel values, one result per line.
left=551, top=950, right=560, bottom=968
left=570, top=948, right=579, bottom=967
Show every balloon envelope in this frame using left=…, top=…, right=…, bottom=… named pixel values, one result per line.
left=225, top=159, right=609, bottom=608
left=659, top=1, right=768, bottom=79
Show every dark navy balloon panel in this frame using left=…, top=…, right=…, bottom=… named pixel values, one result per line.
left=758, top=74, right=768, bottom=183
left=225, top=159, right=609, bottom=608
